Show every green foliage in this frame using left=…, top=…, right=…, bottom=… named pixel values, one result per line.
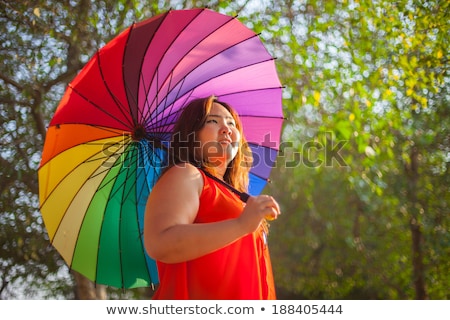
left=267, top=0, right=449, bottom=299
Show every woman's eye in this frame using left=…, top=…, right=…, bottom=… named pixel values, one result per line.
left=206, top=119, right=218, bottom=124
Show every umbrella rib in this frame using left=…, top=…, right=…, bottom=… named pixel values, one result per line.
left=146, top=83, right=283, bottom=133
left=92, top=139, right=163, bottom=205
left=153, top=67, right=177, bottom=134
left=122, top=21, right=141, bottom=129
left=144, top=73, right=192, bottom=136
left=148, top=50, right=278, bottom=129
left=60, top=138, right=158, bottom=287
left=38, top=135, right=130, bottom=212
left=246, top=141, right=279, bottom=183
left=134, top=142, right=166, bottom=286
left=97, top=140, right=165, bottom=287
left=116, top=146, right=144, bottom=288
left=144, top=9, right=236, bottom=127
left=97, top=51, right=135, bottom=129
left=218, top=86, right=284, bottom=101
left=69, top=83, right=134, bottom=130
left=140, top=8, right=206, bottom=121
left=94, top=140, right=138, bottom=288
left=141, top=63, right=179, bottom=137
left=137, top=67, right=154, bottom=127
left=138, top=9, right=205, bottom=133
left=121, top=11, right=173, bottom=131
left=138, top=10, right=281, bottom=139
left=187, top=54, right=279, bottom=96
left=41, top=136, right=134, bottom=281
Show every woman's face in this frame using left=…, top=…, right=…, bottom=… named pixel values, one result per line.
left=197, top=102, right=241, bottom=167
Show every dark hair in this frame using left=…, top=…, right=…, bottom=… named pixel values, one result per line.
left=166, top=95, right=252, bottom=192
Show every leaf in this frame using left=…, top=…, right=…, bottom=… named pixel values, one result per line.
left=33, top=8, right=40, bottom=18
left=313, top=91, right=321, bottom=106
left=335, top=121, right=352, bottom=140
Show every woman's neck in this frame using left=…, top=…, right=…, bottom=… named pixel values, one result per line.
left=204, top=163, right=227, bottom=180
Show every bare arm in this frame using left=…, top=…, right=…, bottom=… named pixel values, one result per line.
left=143, top=163, right=280, bottom=263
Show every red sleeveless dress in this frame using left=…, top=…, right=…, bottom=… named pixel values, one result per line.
left=151, top=169, right=276, bottom=300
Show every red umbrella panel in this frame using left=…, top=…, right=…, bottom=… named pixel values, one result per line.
left=38, top=8, right=283, bottom=288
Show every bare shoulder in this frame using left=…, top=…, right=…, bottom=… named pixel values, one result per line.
left=157, top=163, right=203, bottom=195
left=145, top=163, right=204, bottom=237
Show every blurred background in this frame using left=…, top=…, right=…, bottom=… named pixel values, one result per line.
left=0, top=0, right=448, bottom=299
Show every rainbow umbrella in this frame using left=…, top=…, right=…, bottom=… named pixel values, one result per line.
left=38, top=8, right=283, bottom=289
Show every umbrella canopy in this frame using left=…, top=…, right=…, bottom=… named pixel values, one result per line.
left=38, top=8, right=283, bottom=289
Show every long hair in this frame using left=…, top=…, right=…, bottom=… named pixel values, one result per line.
left=166, top=95, right=252, bottom=192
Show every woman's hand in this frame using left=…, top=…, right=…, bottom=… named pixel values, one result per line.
left=238, top=195, right=281, bottom=234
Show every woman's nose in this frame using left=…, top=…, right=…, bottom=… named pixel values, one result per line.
left=220, top=124, right=232, bottom=134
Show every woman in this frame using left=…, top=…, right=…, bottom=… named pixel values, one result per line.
left=144, top=95, right=281, bottom=299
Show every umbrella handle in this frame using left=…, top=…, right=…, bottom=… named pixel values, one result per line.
left=201, top=171, right=275, bottom=221
left=200, top=169, right=250, bottom=203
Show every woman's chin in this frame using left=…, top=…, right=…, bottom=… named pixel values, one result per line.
left=203, top=143, right=238, bottom=167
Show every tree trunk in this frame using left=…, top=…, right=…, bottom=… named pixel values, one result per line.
left=405, top=146, right=428, bottom=299
left=410, top=217, right=427, bottom=299
left=73, top=271, right=107, bottom=300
